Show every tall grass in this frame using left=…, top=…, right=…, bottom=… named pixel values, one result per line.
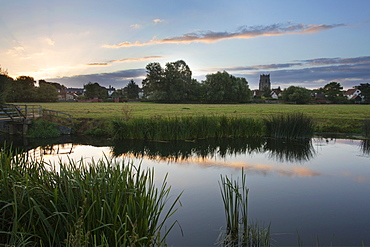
left=0, top=146, right=181, bottom=246
left=363, top=119, right=370, bottom=138
left=111, top=116, right=264, bottom=141
left=264, top=112, right=314, bottom=139
left=218, top=169, right=270, bottom=246
left=111, top=113, right=315, bottom=141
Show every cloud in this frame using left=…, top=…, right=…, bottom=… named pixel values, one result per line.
left=130, top=24, right=142, bottom=29
left=296, top=56, right=370, bottom=66
left=239, top=62, right=370, bottom=89
left=204, top=63, right=302, bottom=72
left=205, top=56, right=370, bottom=89
left=109, top=56, right=164, bottom=63
left=45, top=38, right=55, bottom=46
left=86, top=56, right=164, bottom=67
left=153, top=19, right=164, bottom=24
left=47, top=69, right=146, bottom=88
left=86, top=63, right=110, bottom=66
left=103, top=22, right=346, bottom=48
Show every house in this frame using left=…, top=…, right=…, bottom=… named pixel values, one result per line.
left=58, top=89, right=78, bottom=101
left=107, top=85, right=116, bottom=97
left=66, top=88, right=84, bottom=95
left=344, top=88, right=362, bottom=100
left=271, top=89, right=282, bottom=99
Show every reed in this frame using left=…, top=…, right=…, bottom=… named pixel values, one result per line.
left=218, top=169, right=270, bottom=246
left=0, top=146, right=181, bottom=246
left=363, top=119, right=370, bottom=137
left=110, top=116, right=264, bottom=141
left=264, top=112, right=314, bottom=139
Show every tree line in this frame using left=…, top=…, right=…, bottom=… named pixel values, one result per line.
left=1, top=61, right=369, bottom=104
left=0, top=67, right=140, bottom=103
left=142, top=60, right=252, bottom=103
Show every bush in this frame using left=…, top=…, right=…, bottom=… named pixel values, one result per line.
left=28, top=118, right=61, bottom=138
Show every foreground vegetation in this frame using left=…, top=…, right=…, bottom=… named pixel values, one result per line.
left=218, top=169, right=270, bottom=246
left=0, top=147, right=181, bottom=246
left=34, top=102, right=369, bottom=135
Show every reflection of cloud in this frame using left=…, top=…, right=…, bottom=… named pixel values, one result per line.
left=103, top=22, right=345, bottom=48
left=354, top=176, right=368, bottom=183
left=342, top=171, right=368, bottom=183
left=119, top=153, right=321, bottom=178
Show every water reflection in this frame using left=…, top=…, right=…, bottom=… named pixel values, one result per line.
left=264, top=138, right=315, bottom=162
left=361, top=139, right=370, bottom=155
left=112, top=138, right=315, bottom=163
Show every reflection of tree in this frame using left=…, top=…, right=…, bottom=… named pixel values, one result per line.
left=361, top=139, right=370, bottom=155
left=264, top=138, right=315, bottom=162
left=112, top=138, right=265, bottom=161
left=112, top=138, right=315, bottom=163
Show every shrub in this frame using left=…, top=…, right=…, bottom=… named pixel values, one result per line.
left=28, top=118, right=61, bottom=138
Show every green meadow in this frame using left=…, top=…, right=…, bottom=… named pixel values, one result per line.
left=36, top=102, right=369, bottom=134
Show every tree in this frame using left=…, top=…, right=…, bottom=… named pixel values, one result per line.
left=358, top=83, right=370, bottom=103
left=84, top=82, right=108, bottom=100
left=282, top=86, right=312, bottom=104
left=36, top=83, right=59, bottom=102
left=124, top=80, right=140, bottom=99
left=0, top=67, right=13, bottom=103
left=142, top=60, right=199, bottom=102
left=39, top=80, right=66, bottom=91
left=323, top=82, right=346, bottom=103
left=6, top=76, right=37, bottom=102
left=203, top=71, right=252, bottom=103
left=262, top=86, right=272, bottom=98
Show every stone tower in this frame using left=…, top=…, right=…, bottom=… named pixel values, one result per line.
left=259, top=74, right=271, bottom=91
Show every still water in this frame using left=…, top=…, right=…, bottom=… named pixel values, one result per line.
left=3, top=135, right=370, bottom=246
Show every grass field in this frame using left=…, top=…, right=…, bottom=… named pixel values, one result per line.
left=36, top=102, right=370, bottom=133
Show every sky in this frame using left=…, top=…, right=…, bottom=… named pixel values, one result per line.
left=1, top=0, right=370, bottom=90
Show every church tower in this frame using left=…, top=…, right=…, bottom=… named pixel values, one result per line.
left=259, top=74, right=271, bottom=91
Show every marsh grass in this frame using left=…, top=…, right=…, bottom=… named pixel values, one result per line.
left=264, top=113, right=314, bottom=139
left=363, top=119, right=370, bottom=137
left=0, top=146, right=181, bottom=246
left=111, top=116, right=264, bottom=141
left=218, top=169, right=270, bottom=246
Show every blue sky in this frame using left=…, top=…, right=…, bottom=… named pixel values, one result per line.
left=1, top=0, right=369, bottom=90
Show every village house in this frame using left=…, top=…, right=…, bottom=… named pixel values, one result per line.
left=344, top=88, right=362, bottom=100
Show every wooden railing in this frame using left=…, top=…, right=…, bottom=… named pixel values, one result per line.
left=43, top=109, right=73, bottom=128
left=16, top=105, right=43, bottom=119
left=0, top=104, right=26, bottom=121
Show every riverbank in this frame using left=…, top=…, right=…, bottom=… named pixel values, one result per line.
left=21, top=102, right=370, bottom=135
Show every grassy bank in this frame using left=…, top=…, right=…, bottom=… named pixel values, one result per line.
left=35, top=102, right=369, bottom=134
left=0, top=146, right=181, bottom=246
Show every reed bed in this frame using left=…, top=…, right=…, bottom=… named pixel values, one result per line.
left=363, top=119, right=370, bottom=138
left=0, top=146, right=181, bottom=247
left=218, top=169, right=270, bottom=246
left=264, top=112, right=314, bottom=139
left=110, top=116, right=264, bottom=141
